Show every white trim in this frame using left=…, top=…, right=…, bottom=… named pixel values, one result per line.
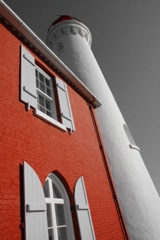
left=34, top=109, right=67, bottom=132
left=44, top=175, right=75, bottom=240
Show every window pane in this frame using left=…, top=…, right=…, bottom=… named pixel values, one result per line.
left=35, top=69, right=38, bottom=77
left=44, top=180, right=50, bottom=198
left=39, top=105, right=45, bottom=113
left=52, top=182, right=62, bottom=198
left=47, top=88, right=51, bottom=97
left=48, top=229, right=55, bottom=240
left=39, top=72, right=44, bottom=82
left=47, top=111, right=52, bottom=117
left=40, top=82, right=45, bottom=92
left=45, top=78, right=50, bottom=87
left=46, top=204, right=53, bottom=227
left=45, top=100, right=51, bottom=110
left=39, top=95, right=45, bottom=106
left=36, top=78, right=39, bottom=88
left=57, top=227, right=68, bottom=240
left=55, top=204, right=66, bottom=226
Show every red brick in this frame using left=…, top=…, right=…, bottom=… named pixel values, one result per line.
left=0, top=23, right=125, bottom=240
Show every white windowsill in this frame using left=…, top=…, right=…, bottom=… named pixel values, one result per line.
left=129, top=144, right=140, bottom=152
left=34, top=109, right=67, bottom=132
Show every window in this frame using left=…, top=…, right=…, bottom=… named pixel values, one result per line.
left=44, top=174, right=75, bottom=240
left=123, top=124, right=140, bottom=151
left=36, top=67, right=57, bottom=119
left=24, top=162, right=96, bottom=240
left=21, top=45, right=75, bottom=132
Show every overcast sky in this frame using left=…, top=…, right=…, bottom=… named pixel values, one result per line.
left=4, top=0, right=160, bottom=194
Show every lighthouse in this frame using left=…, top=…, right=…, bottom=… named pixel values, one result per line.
left=46, top=16, right=160, bottom=239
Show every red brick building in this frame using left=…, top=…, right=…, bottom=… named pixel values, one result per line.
left=0, top=2, right=128, bottom=240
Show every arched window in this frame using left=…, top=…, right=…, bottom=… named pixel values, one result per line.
left=43, top=174, right=75, bottom=240
left=23, top=162, right=95, bottom=240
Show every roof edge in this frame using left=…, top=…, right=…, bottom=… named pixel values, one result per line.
left=0, top=0, right=101, bottom=108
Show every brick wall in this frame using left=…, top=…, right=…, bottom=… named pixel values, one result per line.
left=0, top=23, right=125, bottom=240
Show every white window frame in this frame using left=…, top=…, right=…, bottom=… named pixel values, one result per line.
left=34, top=67, right=67, bottom=131
left=44, top=174, right=75, bottom=240
left=21, top=45, right=75, bottom=132
left=35, top=66, right=57, bottom=120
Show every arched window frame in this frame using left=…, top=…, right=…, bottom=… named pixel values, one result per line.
left=44, top=173, right=75, bottom=240
left=23, top=162, right=96, bottom=240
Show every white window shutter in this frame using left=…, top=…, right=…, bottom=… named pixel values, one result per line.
left=21, top=45, right=37, bottom=109
left=24, top=161, right=48, bottom=240
left=56, top=77, right=75, bottom=131
left=74, top=177, right=96, bottom=240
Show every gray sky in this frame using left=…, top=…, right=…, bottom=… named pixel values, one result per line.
left=4, top=0, right=160, bottom=194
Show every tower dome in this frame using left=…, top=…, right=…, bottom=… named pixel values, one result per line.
left=46, top=15, right=92, bottom=50
left=48, top=15, right=81, bottom=32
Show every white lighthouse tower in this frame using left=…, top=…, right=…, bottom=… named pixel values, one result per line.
left=46, top=16, right=160, bottom=239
